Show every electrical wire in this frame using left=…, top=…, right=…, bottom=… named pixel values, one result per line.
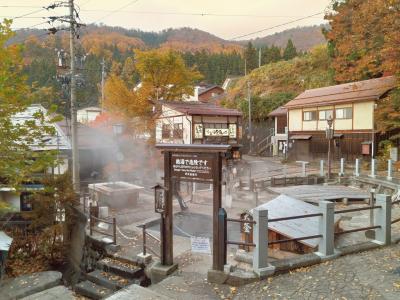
left=11, top=8, right=46, bottom=20
left=81, top=9, right=323, bottom=19
left=230, top=12, right=325, bottom=40
left=93, top=0, right=140, bottom=23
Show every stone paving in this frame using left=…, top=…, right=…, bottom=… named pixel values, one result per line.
left=148, top=243, right=400, bottom=300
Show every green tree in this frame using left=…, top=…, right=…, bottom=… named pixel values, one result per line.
left=283, top=39, right=298, bottom=60
left=0, top=20, right=58, bottom=192
left=244, top=42, right=258, bottom=72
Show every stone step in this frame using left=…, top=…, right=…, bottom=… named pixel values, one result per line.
left=105, top=284, right=168, bottom=300
left=86, top=270, right=133, bottom=291
left=75, top=280, right=113, bottom=300
left=96, top=258, right=143, bottom=280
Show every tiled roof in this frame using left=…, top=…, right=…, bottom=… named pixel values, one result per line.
left=164, top=101, right=242, bottom=116
left=268, top=106, right=287, bottom=117
left=285, top=76, right=397, bottom=109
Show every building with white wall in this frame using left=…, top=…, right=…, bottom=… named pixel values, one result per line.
left=284, top=76, right=397, bottom=160
left=156, top=101, right=242, bottom=156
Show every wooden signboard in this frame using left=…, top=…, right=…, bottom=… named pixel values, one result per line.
left=171, top=153, right=214, bottom=182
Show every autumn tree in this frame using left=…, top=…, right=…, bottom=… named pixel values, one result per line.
left=325, top=0, right=400, bottom=82
left=325, top=0, right=400, bottom=133
left=0, top=19, right=58, bottom=197
left=134, top=49, right=202, bottom=101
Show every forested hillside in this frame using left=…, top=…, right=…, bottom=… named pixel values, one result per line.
left=15, top=24, right=323, bottom=114
left=222, top=45, right=335, bottom=120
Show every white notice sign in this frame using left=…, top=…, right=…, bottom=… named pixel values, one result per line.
left=190, top=236, right=211, bottom=254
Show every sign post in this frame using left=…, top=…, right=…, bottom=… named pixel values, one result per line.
left=156, top=144, right=232, bottom=270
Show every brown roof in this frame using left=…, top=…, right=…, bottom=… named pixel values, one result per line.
left=164, top=101, right=242, bottom=117
left=268, top=106, right=287, bottom=117
left=285, top=76, right=398, bottom=109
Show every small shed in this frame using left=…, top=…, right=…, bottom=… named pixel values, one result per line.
left=251, top=195, right=340, bottom=254
left=0, top=231, right=13, bottom=279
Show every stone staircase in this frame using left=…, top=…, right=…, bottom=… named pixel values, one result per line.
left=75, top=257, right=148, bottom=299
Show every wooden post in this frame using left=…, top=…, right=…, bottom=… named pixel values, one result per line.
left=142, top=224, right=146, bottom=255
left=217, top=208, right=227, bottom=271
left=89, top=203, right=93, bottom=236
left=213, top=153, right=223, bottom=270
left=113, top=217, right=117, bottom=245
left=163, top=151, right=173, bottom=266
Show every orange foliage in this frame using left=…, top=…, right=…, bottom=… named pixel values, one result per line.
left=81, top=31, right=145, bottom=57
left=160, top=40, right=242, bottom=54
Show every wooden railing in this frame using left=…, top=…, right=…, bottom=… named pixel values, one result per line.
left=89, top=204, right=116, bottom=245
left=141, top=223, right=161, bottom=257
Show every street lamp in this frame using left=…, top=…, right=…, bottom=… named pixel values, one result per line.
left=153, top=184, right=166, bottom=215
left=326, top=117, right=334, bottom=180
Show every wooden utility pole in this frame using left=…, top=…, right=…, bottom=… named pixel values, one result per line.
left=258, top=48, right=261, bottom=68
left=69, top=0, right=80, bottom=191
left=247, top=81, right=253, bottom=154
left=101, top=57, right=106, bottom=112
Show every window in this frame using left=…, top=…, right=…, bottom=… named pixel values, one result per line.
left=303, top=111, right=317, bottom=121
left=162, top=124, right=171, bottom=139
left=173, top=123, right=183, bottom=139
left=336, top=107, right=353, bottom=119
left=319, top=110, right=333, bottom=120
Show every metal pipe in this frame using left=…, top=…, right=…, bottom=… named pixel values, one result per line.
left=269, top=234, right=322, bottom=245
left=334, top=225, right=381, bottom=235
left=334, top=206, right=382, bottom=214
left=269, top=213, right=323, bottom=223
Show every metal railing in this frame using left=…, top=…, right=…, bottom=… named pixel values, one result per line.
left=142, top=223, right=161, bottom=257
left=225, top=217, right=256, bottom=248
left=89, top=204, right=117, bottom=245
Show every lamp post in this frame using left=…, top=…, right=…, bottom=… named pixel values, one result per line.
left=326, top=117, right=334, bottom=180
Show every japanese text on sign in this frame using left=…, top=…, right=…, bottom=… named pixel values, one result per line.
left=172, top=153, right=214, bottom=182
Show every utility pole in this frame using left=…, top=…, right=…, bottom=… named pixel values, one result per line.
left=101, top=57, right=106, bottom=112
left=69, top=0, right=80, bottom=192
left=247, top=81, right=253, bottom=155
left=244, top=59, right=247, bottom=76
left=258, top=48, right=261, bottom=68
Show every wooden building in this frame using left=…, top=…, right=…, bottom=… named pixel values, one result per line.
left=284, top=76, right=397, bottom=161
left=198, top=85, right=225, bottom=103
left=251, top=195, right=341, bottom=254
left=156, top=101, right=242, bottom=155
left=268, top=106, right=288, bottom=156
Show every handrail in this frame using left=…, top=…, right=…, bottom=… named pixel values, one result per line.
left=334, top=206, right=382, bottom=214
left=142, top=223, right=161, bottom=257
left=90, top=215, right=114, bottom=224
left=391, top=218, right=400, bottom=224
left=269, top=213, right=323, bottom=223
left=146, top=232, right=161, bottom=243
left=269, top=234, right=322, bottom=245
left=334, top=225, right=380, bottom=235
left=226, top=240, right=256, bottom=247
left=392, top=200, right=400, bottom=205
left=226, top=218, right=256, bottom=224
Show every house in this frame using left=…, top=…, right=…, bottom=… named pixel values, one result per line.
left=77, top=106, right=102, bottom=124
left=198, top=85, right=225, bottom=103
left=0, top=104, right=71, bottom=213
left=268, top=106, right=288, bottom=156
left=155, top=101, right=242, bottom=156
left=284, top=76, right=397, bottom=161
left=250, top=195, right=340, bottom=254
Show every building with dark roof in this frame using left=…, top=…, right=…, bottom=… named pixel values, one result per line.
left=156, top=101, right=242, bottom=154
left=283, top=76, right=398, bottom=161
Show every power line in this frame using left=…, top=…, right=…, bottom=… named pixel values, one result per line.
left=230, top=12, right=324, bottom=40
left=11, top=8, right=46, bottom=20
left=0, top=5, right=43, bottom=8
left=93, top=0, right=140, bottom=23
left=81, top=9, right=323, bottom=19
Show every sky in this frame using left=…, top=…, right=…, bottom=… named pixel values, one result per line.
left=3, top=0, right=332, bottom=40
